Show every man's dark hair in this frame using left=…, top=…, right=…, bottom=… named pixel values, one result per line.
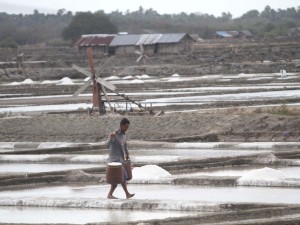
left=120, top=118, right=130, bottom=125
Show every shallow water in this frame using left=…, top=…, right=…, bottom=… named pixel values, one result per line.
left=0, top=149, right=271, bottom=165
left=131, top=148, right=270, bottom=157
left=183, top=166, right=300, bottom=179
left=0, top=163, right=100, bottom=174
left=0, top=206, right=197, bottom=224
left=0, top=184, right=299, bottom=205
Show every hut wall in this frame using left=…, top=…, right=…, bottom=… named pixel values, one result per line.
left=78, top=46, right=107, bottom=54
left=114, top=46, right=136, bottom=55
left=141, top=45, right=155, bottom=55
left=157, top=36, right=193, bottom=54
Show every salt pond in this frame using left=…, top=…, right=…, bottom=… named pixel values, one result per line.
left=0, top=184, right=299, bottom=205
left=183, top=165, right=300, bottom=179
left=0, top=206, right=197, bottom=224
left=0, top=163, right=100, bottom=174
left=0, top=148, right=271, bottom=165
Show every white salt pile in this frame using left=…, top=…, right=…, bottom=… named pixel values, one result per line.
left=105, top=76, right=120, bottom=80
left=236, top=167, right=287, bottom=186
left=38, top=142, right=74, bottom=149
left=6, top=82, right=20, bottom=86
left=21, top=78, right=35, bottom=84
left=171, top=74, right=180, bottom=77
left=57, top=77, right=74, bottom=85
left=253, top=153, right=278, bottom=164
left=130, top=165, right=172, bottom=183
left=168, top=77, right=181, bottom=82
left=130, top=79, right=145, bottom=83
left=254, top=153, right=300, bottom=166
left=41, top=80, right=57, bottom=84
left=136, top=74, right=151, bottom=79
left=122, top=75, right=133, bottom=79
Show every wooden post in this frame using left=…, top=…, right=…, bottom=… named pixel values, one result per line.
left=87, top=48, right=105, bottom=114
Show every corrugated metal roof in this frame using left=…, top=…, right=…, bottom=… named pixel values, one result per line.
left=227, top=31, right=239, bottom=37
left=240, top=30, right=253, bottom=36
left=108, top=33, right=191, bottom=46
left=81, top=34, right=116, bottom=38
left=157, top=33, right=187, bottom=43
left=74, top=38, right=85, bottom=46
left=75, top=35, right=115, bottom=47
left=136, top=34, right=163, bottom=45
left=216, top=31, right=232, bottom=37
left=109, top=35, right=141, bottom=46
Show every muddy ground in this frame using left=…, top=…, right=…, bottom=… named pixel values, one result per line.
left=1, top=111, right=300, bottom=143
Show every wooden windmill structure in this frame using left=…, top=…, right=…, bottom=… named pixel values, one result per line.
left=135, top=44, right=150, bottom=65
left=72, top=48, right=154, bottom=115
left=72, top=48, right=116, bottom=114
left=12, top=47, right=24, bottom=73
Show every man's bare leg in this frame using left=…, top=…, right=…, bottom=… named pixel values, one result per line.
left=107, top=184, right=118, bottom=199
left=121, top=181, right=135, bottom=199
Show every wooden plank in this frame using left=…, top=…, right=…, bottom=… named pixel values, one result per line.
left=101, top=85, right=113, bottom=111
left=96, top=77, right=116, bottom=91
left=73, top=63, right=116, bottom=91
left=73, top=79, right=91, bottom=96
left=72, top=64, right=92, bottom=77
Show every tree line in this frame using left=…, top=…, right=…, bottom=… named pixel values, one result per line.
left=0, top=5, right=299, bottom=47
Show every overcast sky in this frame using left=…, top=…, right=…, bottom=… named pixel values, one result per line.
left=0, top=0, right=299, bottom=18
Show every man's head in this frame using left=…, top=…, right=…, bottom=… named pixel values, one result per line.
left=120, top=118, right=130, bottom=133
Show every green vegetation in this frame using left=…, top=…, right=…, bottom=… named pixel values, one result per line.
left=0, top=38, right=18, bottom=48
left=62, top=11, right=118, bottom=43
left=0, top=5, right=299, bottom=46
left=0, top=9, right=73, bottom=45
left=268, top=105, right=290, bottom=115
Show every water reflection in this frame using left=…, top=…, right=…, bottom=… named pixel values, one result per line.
left=0, top=206, right=196, bottom=224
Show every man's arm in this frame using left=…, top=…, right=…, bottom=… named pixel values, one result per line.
left=104, top=132, right=116, bottom=146
left=124, top=142, right=129, bottom=160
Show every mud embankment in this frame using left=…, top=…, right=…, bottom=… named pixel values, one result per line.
left=0, top=40, right=300, bottom=81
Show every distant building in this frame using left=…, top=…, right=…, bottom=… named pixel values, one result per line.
left=74, top=34, right=116, bottom=53
left=227, top=31, right=239, bottom=38
left=239, top=30, right=253, bottom=38
left=288, top=27, right=300, bottom=37
left=108, top=34, right=141, bottom=55
left=215, top=31, right=233, bottom=38
left=156, top=33, right=194, bottom=54
left=108, top=33, right=194, bottom=55
left=215, top=30, right=253, bottom=39
left=75, top=33, right=194, bottom=55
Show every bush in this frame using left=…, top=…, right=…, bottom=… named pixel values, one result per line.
left=47, top=39, right=72, bottom=47
left=0, top=39, right=18, bottom=48
left=269, top=104, right=289, bottom=115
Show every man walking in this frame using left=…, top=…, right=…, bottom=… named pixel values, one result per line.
left=106, top=118, right=135, bottom=199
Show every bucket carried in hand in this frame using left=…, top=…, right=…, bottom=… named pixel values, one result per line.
left=124, top=160, right=132, bottom=181
left=106, top=162, right=124, bottom=184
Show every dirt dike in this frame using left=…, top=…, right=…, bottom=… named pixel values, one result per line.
left=1, top=40, right=300, bottom=81
left=1, top=112, right=299, bottom=143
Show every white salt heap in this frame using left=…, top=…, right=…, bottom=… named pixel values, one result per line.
left=236, top=167, right=287, bottom=186
left=41, top=80, right=58, bottom=84
left=21, top=78, right=35, bottom=84
left=253, top=153, right=278, bottom=164
left=5, top=82, right=20, bottom=86
left=122, top=75, right=133, bottom=79
left=131, top=165, right=172, bottom=183
left=136, top=74, right=151, bottom=79
left=130, top=79, right=144, bottom=83
left=57, top=77, right=74, bottom=85
left=105, top=76, right=120, bottom=80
